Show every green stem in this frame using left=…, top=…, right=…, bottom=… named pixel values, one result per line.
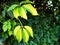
left=17, top=18, right=23, bottom=27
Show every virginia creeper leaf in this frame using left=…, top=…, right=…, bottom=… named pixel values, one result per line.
left=24, top=26, right=33, bottom=38
left=22, top=28, right=29, bottom=43
left=14, top=26, right=22, bottom=42
left=18, top=7, right=27, bottom=20
left=23, top=4, right=38, bottom=16
left=13, top=8, right=19, bottom=19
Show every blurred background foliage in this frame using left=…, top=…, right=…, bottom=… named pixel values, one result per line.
left=0, top=0, right=60, bottom=45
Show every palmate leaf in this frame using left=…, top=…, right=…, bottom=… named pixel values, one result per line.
left=14, top=26, right=33, bottom=43
left=24, top=26, right=33, bottom=38
left=7, top=4, right=18, bottom=11
left=22, top=28, right=29, bottom=43
left=23, top=4, right=38, bottom=16
left=18, top=7, right=27, bottom=20
left=14, top=26, right=22, bottom=42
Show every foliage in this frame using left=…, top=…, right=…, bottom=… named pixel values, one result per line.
left=0, top=0, right=38, bottom=44
left=0, top=0, right=60, bottom=45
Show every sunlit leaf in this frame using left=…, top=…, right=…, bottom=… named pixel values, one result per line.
left=16, top=29, right=22, bottom=42
left=23, top=4, right=38, bottom=16
left=13, top=8, right=19, bottom=19
left=14, top=26, right=22, bottom=42
left=22, top=28, right=29, bottom=43
left=7, top=4, right=18, bottom=11
left=18, top=7, right=27, bottom=20
left=24, top=26, right=33, bottom=38
left=59, top=0, right=60, bottom=2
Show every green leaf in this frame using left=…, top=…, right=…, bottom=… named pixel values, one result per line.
left=2, top=22, right=8, bottom=32
left=24, top=26, right=33, bottom=38
left=16, top=29, right=22, bottom=42
left=14, top=26, right=22, bottom=42
left=59, top=0, right=60, bottom=2
left=7, top=20, right=11, bottom=30
left=8, top=30, right=12, bottom=36
left=2, top=20, right=11, bottom=32
left=18, top=7, right=27, bottom=20
left=23, top=4, right=38, bottom=16
left=11, top=20, right=16, bottom=28
left=13, top=8, right=19, bottom=19
left=7, top=4, right=18, bottom=11
left=22, top=28, right=29, bottom=43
